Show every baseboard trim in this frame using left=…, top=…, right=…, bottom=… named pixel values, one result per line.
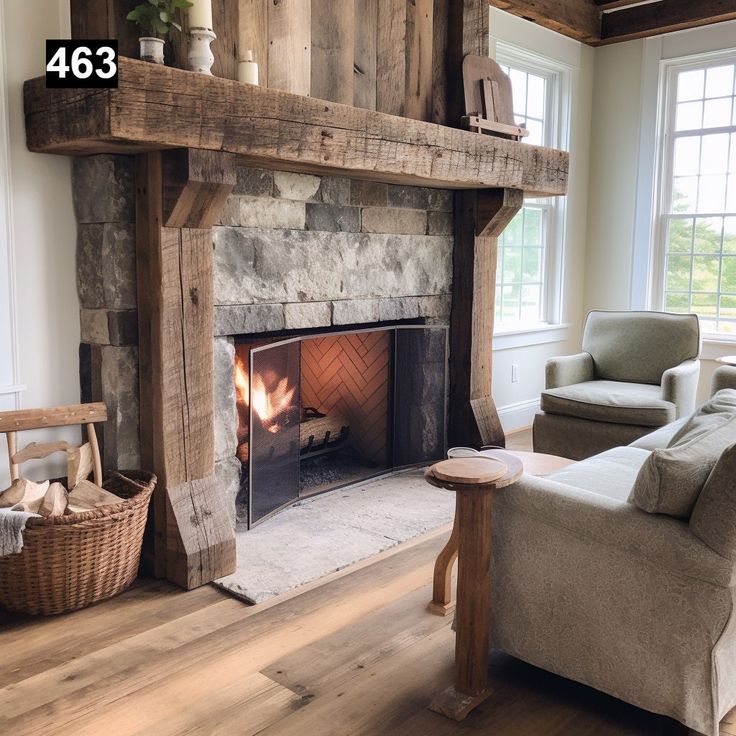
left=497, top=398, right=540, bottom=434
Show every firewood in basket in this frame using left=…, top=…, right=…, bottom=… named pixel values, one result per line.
left=0, top=477, right=50, bottom=508
left=67, top=441, right=94, bottom=490
left=38, top=482, right=69, bottom=517
left=67, top=479, right=124, bottom=513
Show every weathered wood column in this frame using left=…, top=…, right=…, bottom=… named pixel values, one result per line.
left=136, top=148, right=237, bottom=588
left=449, top=188, right=523, bottom=448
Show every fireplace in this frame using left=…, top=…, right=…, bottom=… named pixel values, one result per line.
left=233, top=326, right=447, bottom=526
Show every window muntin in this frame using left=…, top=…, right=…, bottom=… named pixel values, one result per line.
left=496, top=63, right=557, bottom=326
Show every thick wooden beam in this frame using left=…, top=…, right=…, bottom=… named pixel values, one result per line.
left=136, top=151, right=236, bottom=588
left=594, top=0, right=642, bottom=9
left=162, top=149, right=236, bottom=229
left=488, top=0, right=601, bottom=45
left=24, top=58, right=569, bottom=195
left=268, top=0, right=311, bottom=95
left=239, top=0, right=269, bottom=85
left=311, top=0, right=355, bottom=105
left=446, top=0, right=490, bottom=125
left=599, top=0, right=736, bottom=44
left=354, top=0, right=378, bottom=110
left=449, top=189, right=522, bottom=449
left=70, top=0, right=139, bottom=57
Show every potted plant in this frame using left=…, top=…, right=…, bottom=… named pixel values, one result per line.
left=127, top=0, right=193, bottom=65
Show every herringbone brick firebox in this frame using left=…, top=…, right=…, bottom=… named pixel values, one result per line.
left=234, top=326, right=447, bottom=527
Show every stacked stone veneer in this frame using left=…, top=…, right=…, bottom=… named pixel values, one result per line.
left=72, top=155, right=454, bottom=526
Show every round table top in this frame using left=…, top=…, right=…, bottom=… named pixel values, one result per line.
left=716, top=355, right=736, bottom=366
left=480, top=449, right=574, bottom=476
left=425, top=450, right=524, bottom=492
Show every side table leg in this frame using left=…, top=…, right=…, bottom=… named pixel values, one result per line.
left=427, top=508, right=459, bottom=616
left=429, top=488, right=494, bottom=720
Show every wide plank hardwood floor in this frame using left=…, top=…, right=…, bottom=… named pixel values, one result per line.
left=0, top=481, right=730, bottom=735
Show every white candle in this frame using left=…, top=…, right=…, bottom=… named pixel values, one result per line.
left=189, top=0, right=213, bottom=29
left=238, top=50, right=259, bottom=85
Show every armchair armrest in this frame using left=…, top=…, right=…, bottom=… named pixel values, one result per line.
left=497, top=474, right=735, bottom=588
left=545, top=352, right=594, bottom=390
left=712, top=365, right=736, bottom=397
left=661, top=359, right=700, bottom=418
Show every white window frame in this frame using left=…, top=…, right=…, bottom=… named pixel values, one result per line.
left=493, top=43, right=572, bottom=339
left=650, top=48, right=736, bottom=341
left=0, top=3, right=24, bottom=409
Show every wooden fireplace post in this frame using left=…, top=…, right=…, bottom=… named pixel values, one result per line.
left=448, top=188, right=523, bottom=448
left=136, top=148, right=237, bottom=588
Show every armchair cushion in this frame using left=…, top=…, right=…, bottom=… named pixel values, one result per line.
left=629, top=408, right=736, bottom=518
left=541, top=380, right=675, bottom=427
left=690, top=444, right=736, bottom=561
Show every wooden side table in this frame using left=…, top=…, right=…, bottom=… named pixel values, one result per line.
left=424, top=451, right=523, bottom=721
left=427, top=449, right=574, bottom=617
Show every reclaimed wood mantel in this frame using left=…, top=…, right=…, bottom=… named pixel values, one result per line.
left=24, top=57, right=568, bottom=196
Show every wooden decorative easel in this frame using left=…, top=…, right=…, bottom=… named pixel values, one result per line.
left=461, top=56, right=529, bottom=142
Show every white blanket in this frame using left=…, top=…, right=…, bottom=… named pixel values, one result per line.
left=0, top=508, right=39, bottom=556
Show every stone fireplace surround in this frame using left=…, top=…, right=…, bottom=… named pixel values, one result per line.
left=74, top=155, right=453, bottom=527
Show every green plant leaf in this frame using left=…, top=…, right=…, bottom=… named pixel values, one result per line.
left=159, top=10, right=169, bottom=22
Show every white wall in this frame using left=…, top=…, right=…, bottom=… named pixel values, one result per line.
left=0, top=0, right=79, bottom=487
left=584, top=21, right=736, bottom=402
left=489, top=9, right=594, bottom=431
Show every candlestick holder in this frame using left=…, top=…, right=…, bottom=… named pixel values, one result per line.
left=188, top=28, right=216, bottom=75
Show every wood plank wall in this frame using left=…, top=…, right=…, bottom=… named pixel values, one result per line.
left=71, top=0, right=457, bottom=124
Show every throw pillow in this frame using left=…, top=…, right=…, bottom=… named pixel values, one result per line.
left=629, top=412, right=736, bottom=518
left=668, top=389, right=736, bottom=447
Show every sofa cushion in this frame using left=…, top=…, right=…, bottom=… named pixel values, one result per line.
left=541, top=381, right=676, bottom=427
left=629, top=418, right=688, bottom=451
left=690, top=444, right=736, bottom=561
left=548, top=446, right=651, bottom=502
left=668, top=389, right=736, bottom=447
left=628, top=411, right=736, bottom=519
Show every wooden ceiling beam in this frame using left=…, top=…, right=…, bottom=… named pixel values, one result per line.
left=594, top=0, right=649, bottom=10
left=488, top=0, right=601, bottom=45
left=598, top=0, right=736, bottom=44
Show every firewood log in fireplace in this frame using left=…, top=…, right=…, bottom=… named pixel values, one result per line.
left=236, top=409, right=350, bottom=464
left=299, top=411, right=350, bottom=454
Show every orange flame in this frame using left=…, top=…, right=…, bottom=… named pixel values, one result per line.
left=234, top=354, right=296, bottom=433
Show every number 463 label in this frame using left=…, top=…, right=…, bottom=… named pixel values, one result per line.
left=46, top=40, right=118, bottom=88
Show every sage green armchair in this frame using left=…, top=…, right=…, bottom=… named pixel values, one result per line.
left=533, top=310, right=701, bottom=460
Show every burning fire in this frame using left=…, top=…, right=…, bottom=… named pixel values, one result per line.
left=234, top=355, right=296, bottom=434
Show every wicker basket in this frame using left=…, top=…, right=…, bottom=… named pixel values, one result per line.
left=0, top=470, right=156, bottom=616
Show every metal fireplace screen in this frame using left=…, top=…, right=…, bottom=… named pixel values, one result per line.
left=241, top=326, right=447, bottom=527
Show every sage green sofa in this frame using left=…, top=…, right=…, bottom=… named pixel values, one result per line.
left=492, top=388, right=736, bottom=736
left=533, top=310, right=701, bottom=460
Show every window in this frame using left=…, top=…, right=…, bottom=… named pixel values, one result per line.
left=495, top=53, right=569, bottom=328
left=655, top=55, right=736, bottom=336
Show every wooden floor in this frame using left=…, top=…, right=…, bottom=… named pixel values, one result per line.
left=1, top=524, right=725, bottom=736
left=0, top=428, right=729, bottom=735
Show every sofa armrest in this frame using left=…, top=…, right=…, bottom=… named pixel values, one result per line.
left=661, top=359, right=700, bottom=418
left=545, top=352, right=594, bottom=390
left=497, top=474, right=734, bottom=588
